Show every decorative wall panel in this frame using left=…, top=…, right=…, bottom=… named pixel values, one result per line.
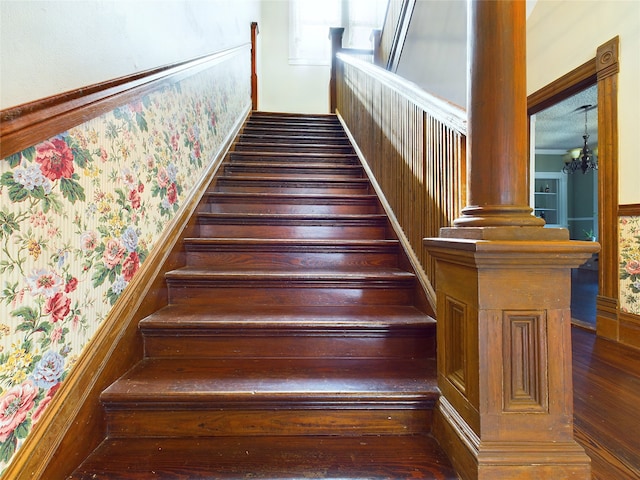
left=0, top=51, right=250, bottom=472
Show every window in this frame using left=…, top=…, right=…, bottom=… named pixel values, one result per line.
left=289, top=0, right=388, bottom=66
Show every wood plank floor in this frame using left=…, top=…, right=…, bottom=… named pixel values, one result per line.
left=572, top=326, right=640, bottom=479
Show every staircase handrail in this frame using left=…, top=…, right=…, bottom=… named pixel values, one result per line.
left=337, top=52, right=467, bottom=134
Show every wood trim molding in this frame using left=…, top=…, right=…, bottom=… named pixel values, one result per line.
left=4, top=105, right=250, bottom=480
left=527, top=59, right=597, bottom=115
left=618, top=204, right=640, bottom=216
left=251, top=22, right=259, bottom=110
left=0, top=44, right=250, bottom=159
left=527, top=37, right=620, bottom=343
left=596, top=36, right=620, bottom=81
left=619, top=311, right=640, bottom=351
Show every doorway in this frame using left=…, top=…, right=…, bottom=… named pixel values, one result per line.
left=530, top=85, right=599, bottom=328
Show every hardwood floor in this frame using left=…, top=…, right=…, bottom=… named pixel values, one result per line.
left=572, top=326, right=640, bottom=479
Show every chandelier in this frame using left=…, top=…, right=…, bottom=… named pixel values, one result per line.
left=562, top=105, right=598, bottom=174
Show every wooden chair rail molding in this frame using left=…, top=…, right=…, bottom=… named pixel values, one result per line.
left=0, top=43, right=251, bottom=159
left=618, top=204, right=640, bottom=216
left=335, top=52, right=466, bottom=308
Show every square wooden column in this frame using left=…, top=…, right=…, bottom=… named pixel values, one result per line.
left=425, top=235, right=597, bottom=479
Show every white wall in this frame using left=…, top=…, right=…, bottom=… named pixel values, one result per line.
left=0, top=0, right=261, bottom=110
left=258, top=0, right=331, bottom=114
left=395, top=0, right=467, bottom=108
left=527, top=0, right=640, bottom=204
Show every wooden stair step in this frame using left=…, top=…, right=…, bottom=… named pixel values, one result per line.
left=140, top=304, right=436, bottom=359
left=229, top=151, right=360, bottom=164
left=101, top=357, right=438, bottom=437
left=242, top=126, right=346, bottom=137
left=235, top=143, right=354, bottom=154
left=239, top=133, right=351, bottom=144
left=196, top=213, right=389, bottom=238
left=69, top=435, right=458, bottom=479
left=204, top=192, right=379, bottom=214
left=165, top=268, right=416, bottom=306
left=224, top=162, right=363, bottom=178
left=213, top=176, right=371, bottom=193
left=250, top=111, right=340, bottom=121
left=183, top=238, right=398, bottom=268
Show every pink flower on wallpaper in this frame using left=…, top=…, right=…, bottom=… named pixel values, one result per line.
left=167, top=182, right=178, bottom=205
left=27, top=269, right=63, bottom=298
left=138, top=182, right=144, bottom=193
left=32, top=384, right=60, bottom=425
left=0, top=381, right=38, bottom=442
left=625, top=260, right=640, bottom=275
left=103, top=239, right=126, bottom=269
left=35, top=138, right=75, bottom=181
left=157, top=167, right=170, bottom=188
left=99, top=147, right=108, bottom=162
left=45, top=292, right=71, bottom=322
left=65, top=277, right=78, bottom=293
left=80, top=231, right=99, bottom=251
left=122, top=251, right=140, bottom=282
left=129, top=188, right=141, bottom=209
left=51, top=326, right=63, bottom=344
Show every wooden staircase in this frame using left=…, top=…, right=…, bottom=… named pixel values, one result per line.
left=69, top=112, right=457, bottom=479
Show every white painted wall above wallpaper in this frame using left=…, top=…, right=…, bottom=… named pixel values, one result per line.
left=0, top=0, right=261, bottom=110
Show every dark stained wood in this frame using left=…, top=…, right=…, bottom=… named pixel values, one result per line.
left=69, top=111, right=451, bottom=479
left=251, top=22, right=259, bottom=110
left=572, top=326, right=640, bottom=480
left=618, top=203, right=640, bottom=216
left=69, top=435, right=458, bottom=479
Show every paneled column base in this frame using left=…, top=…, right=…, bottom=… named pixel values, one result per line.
left=425, top=235, right=598, bottom=480
left=434, top=397, right=591, bottom=480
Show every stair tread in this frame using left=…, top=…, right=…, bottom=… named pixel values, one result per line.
left=215, top=175, right=369, bottom=182
left=226, top=161, right=359, bottom=169
left=166, top=267, right=415, bottom=280
left=140, top=304, right=435, bottom=330
left=70, top=435, right=458, bottom=479
left=183, top=238, right=396, bottom=247
left=102, top=357, right=438, bottom=404
left=205, top=192, right=376, bottom=201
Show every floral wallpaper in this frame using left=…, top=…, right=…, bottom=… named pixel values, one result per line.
left=620, top=215, right=640, bottom=315
left=0, top=52, right=250, bottom=473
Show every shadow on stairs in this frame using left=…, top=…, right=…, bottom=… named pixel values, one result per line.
left=69, top=111, right=458, bottom=479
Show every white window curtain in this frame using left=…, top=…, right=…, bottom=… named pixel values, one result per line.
left=289, top=0, right=388, bottom=66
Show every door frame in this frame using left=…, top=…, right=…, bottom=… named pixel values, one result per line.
left=527, top=36, right=620, bottom=341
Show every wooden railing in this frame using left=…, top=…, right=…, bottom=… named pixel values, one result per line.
left=334, top=52, right=466, bottom=305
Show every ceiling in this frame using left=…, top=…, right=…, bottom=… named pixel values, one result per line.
left=534, top=84, right=598, bottom=152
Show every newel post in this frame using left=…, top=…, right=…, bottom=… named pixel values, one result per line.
left=251, top=22, right=259, bottom=111
left=424, top=1, right=596, bottom=479
left=329, top=27, right=345, bottom=113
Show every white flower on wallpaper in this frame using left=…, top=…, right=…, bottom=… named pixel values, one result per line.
left=620, top=216, right=640, bottom=315
left=0, top=53, right=249, bottom=469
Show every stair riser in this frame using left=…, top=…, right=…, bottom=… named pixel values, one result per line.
left=105, top=409, right=432, bottom=438
left=243, top=125, right=344, bottom=133
left=184, top=250, right=399, bottom=269
left=235, top=144, right=354, bottom=154
left=166, top=285, right=414, bottom=307
left=206, top=201, right=379, bottom=214
left=239, top=135, right=351, bottom=144
left=197, top=223, right=388, bottom=239
left=229, top=153, right=359, bottom=164
left=224, top=166, right=363, bottom=177
left=143, top=334, right=435, bottom=359
left=214, top=182, right=370, bottom=194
